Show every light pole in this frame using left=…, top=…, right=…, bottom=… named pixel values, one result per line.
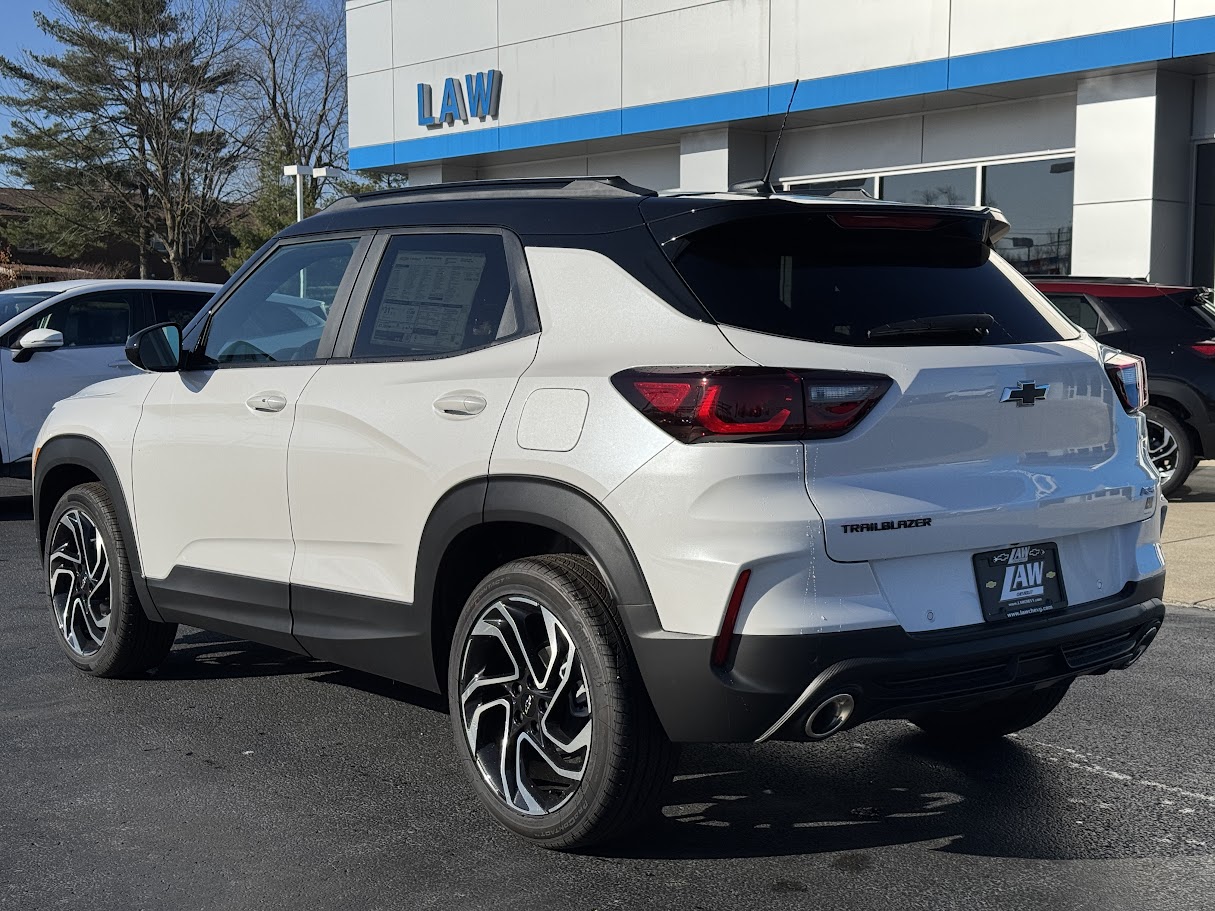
left=282, top=164, right=313, bottom=223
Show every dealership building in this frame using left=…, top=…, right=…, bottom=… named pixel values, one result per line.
left=346, top=1, right=1215, bottom=284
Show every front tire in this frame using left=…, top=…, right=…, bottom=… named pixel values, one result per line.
left=448, top=554, right=678, bottom=849
left=44, top=483, right=177, bottom=677
left=913, top=681, right=1071, bottom=744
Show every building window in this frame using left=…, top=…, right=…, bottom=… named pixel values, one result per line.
left=880, top=167, right=976, bottom=207
left=1192, top=143, right=1215, bottom=287
left=982, top=158, right=1074, bottom=276
left=200, top=247, right=216, bottom=264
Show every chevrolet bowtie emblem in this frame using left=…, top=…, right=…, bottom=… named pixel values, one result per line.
left=1001, top=381, right=1049, bottom=407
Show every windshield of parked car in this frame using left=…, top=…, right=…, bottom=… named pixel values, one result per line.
left=0, top=290, right=59, bottom=325
left=663, top=214, right=1079, bottom=346
left=1175, top=289, right=1215, bottom=330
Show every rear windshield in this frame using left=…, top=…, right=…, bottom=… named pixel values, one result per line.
left=1098, top=290, right=1215, bottom=333
left=664, top=214, right=1078, bottom=346
left=0, top=290, right=58, bottom=325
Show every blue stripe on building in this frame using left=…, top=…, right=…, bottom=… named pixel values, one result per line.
left=348, top=14, right=1215, bottom=171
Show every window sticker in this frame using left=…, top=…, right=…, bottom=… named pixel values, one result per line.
left=371, top=250, right=486, bottom=351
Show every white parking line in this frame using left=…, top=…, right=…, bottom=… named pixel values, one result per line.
left=1024, top=738, right=1215, bottom=805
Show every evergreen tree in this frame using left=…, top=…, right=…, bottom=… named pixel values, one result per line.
left=0, top=0, right=242, bottom=278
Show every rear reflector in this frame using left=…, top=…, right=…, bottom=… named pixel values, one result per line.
left=1191, top=342, right=1215, bottom=359
left=1104, top=350, right=1148, bottom=414
left=612, top=367, right=892, bottom=443
left=712, top=569, right=751, bottom=668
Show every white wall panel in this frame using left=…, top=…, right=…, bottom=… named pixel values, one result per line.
left=347, top=0, right=393, bottom=76
left=622, top=0, right=768, bottom=106
left=497, top=26, right=621, bottom=125
left=1073, top=72, right=1158, bottom=204
left=349, top=71, right=395, bottom=147
left=499, top=0, right=619, bottom=46
left=391, top=49, right=500, bottom=143
left=391, top=0, right=497, bottom=66
left=922, top=95, right=1076, bottom=162
left=1176, top=1, right=1215, bottom=21
left=588, top=146, right=681, bottom=190
left=950, top=0, right=1174, bottom=57
left=623, top=0, right=721, bottom=19
left=773, top=116, right=925, bottom=179
left=1072, top=200, right=1154, bottom=277
left=769, top=0, right=949, bottom=83
left=478, top=156, right=592, bottom=180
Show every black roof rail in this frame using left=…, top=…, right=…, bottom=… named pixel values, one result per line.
left=326, top=176, right=657, bottom=210
left=1024, top=275, right=1151, bottom=283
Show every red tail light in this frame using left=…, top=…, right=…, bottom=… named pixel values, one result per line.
left=1104, top=351, right=1148, bottom=414
left=1191, top=341, right=1215, bottom=358
left=612, top=367, right=892, bottom=443
left=712, top=569, right=751, bottom=668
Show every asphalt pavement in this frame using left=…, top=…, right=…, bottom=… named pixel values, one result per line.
left=1, top=477, right=1213, bottom=911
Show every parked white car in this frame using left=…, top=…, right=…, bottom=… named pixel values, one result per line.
left=31, top=178, right=1166, bottom=849
left=0, top=280, right=219, bottom=476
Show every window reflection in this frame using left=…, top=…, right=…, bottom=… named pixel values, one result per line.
left=983, top=158, right=1074, bottom=276
left=880, top=168, right=976, bottom=207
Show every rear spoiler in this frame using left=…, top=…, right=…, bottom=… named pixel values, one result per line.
left=640, top=196, right=1011, bottom=247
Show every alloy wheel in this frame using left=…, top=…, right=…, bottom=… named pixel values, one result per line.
left=48, top=508, right=112, bottom=657
left=458, top=596, right=593, bottom=816
left=1146, top=416, right=1179, bottom=486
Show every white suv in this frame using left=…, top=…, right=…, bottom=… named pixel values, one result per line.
left=32, top=178, right=1166, bottom=849
left=0, top=279, right=218, bottom=477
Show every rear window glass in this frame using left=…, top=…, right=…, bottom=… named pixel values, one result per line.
left=1100, top=291, right=1215, bottom=333
left=664, top=214, right=1077, bottom=346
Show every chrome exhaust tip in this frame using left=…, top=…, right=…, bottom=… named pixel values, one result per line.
left=804, top=693, right=856, bottom=740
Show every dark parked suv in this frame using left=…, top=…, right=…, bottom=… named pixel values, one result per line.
left=1032, top=277, right=1215, bottom=495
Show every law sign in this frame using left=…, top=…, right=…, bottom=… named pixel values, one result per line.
left=418, top=70, right=502, bottom=128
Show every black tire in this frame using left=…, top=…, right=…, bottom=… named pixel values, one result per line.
left=447, top=554, right=679, bottom=850
left=44, top=482, right=177, bottom=677
left=1144, top=405, right=1194, bottom=497
left=913, top=681, right=1071, bottom=743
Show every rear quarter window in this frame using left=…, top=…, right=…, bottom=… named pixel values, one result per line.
left=664, top=214, right=1077, bottom=346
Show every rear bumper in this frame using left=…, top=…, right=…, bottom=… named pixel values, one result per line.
left=625, top=572, right=1165, bottom=743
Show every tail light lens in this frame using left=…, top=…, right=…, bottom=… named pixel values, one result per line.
left=1104, top=351, right=1148, bottom=414
left=612, top=367, right=893, bottom=443
left=1191, top=341, right=1215, bottom=358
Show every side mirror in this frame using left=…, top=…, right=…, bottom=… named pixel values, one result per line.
left=12, top=328, right=64, bottom=363
left=125, top=322, right=182, bottom=372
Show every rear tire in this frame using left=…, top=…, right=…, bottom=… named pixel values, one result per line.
left=448, top=554, right=678, bottom=849
left=44, top=483, right=177, bottom=677
left=913, top=681, right=1071, bottom=743
left=1144, top=405, right=1194, bottom=497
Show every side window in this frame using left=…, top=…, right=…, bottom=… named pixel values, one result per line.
left=201, top=238, right=360, bottom=365
left=1048, top=294, right=1102, bottom=334
left=22, top=291, right=136, bottom=347
left=352, top=233, right=519, bottom=359
left=152, top=290, right=212, bottom=328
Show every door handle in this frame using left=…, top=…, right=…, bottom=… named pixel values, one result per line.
left=247, top=392, right=288, bottom=413
left=433, top=392, right=487, bottom=417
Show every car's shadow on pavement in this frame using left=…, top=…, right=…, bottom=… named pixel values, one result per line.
left=158, top=629, right=447, bottom=711
left=603, top=734, right=1209, bottom=864
left=0, top=490, right=33, bottom=521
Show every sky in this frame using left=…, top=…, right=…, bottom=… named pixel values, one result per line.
left=0, top=1, right=60, bottom=184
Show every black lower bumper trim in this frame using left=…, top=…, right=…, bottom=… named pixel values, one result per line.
left=623, top=573, right=1166, bottom=743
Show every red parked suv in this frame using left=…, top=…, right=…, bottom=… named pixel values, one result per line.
left=1032, top=276, right=1215, bottom=495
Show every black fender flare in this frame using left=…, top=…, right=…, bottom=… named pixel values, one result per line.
left=1148, top=379, right=1214, bottom=457
left=33, top=435, right=164, bottom=621
left=414, top=476, right=701, bottom=724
